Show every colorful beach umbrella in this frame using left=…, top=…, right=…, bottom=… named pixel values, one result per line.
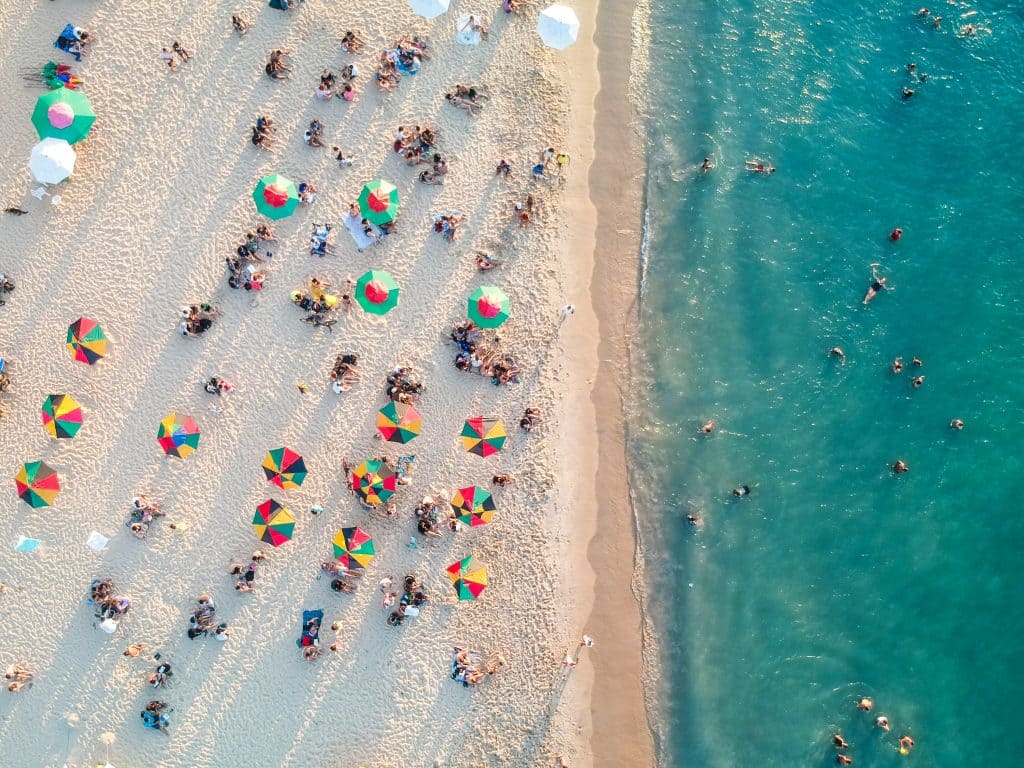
left=262, top=447, right=307, bottom=489
left=357, top=179, right=400, bottom=225
left=467, top=286, right=511, bottom=328
left=31, top=87, right=96, bottom=144
left=332, top=526, right=376, bottom=569
left=537, top=4, right=580, bottom=50
left=156, top=413, right=200, bottom=458
left=408, top=0, right=449, bottom=19
left=41, top=394, right=83, bottom=439
left=15, top=461, right=61, bottom=508
left=253, top=499, right=296, bottom=546
left=446, top=555, right=489, bottom=600
left=355, top=270, right=400, bottom=315
left=29, top=137, right=76, bottom=184
left=252, top=174, right=300, bottom=220
left=460, top=417, right=507, bottom=457
left=451, top=486, right=496, bottom=527
left=351, top=460, right=397, bottom=506
left=66, top=317, right=107, bottom=365
left=376, top=401, right=422, bottom=444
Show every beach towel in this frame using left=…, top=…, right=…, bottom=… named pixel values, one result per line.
left=296, top=609, right=323, bottom=647
left=268, top=0, right=290, bottom=9
left=456, top=15, right=482, bottom=46
left=54, top=24, right=81, bottom=60
left=344, top=214, right=377, bottom=251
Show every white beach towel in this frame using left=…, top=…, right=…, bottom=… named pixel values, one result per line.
left=344, top=214, right=376, bottom=251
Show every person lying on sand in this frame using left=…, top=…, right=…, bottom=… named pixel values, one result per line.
left=341, top=30, right=364, bottom=53
left=232, top=15, right=252, bottom=34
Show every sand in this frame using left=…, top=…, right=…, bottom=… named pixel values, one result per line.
left=0, top=0, right=650, bottom=766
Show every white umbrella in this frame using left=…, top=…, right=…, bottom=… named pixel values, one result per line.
left=29, top=137, right=76, bottom=184
left=409, top=0, right=449, bottom=19
left=456, top=14, right=483, bottom=45
left=537, top=4, right=580, bottom=50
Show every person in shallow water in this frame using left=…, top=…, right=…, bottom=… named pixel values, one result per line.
left=732, top=485, right=751, bottom=497
left=862, top=264, right=892, bottom=305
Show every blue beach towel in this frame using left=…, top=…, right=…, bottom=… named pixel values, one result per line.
left=296, top=609, right=323, bottom=647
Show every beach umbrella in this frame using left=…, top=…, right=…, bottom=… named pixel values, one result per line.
left=66, top=317, right=107, bottom=365
left=332, top=526, right=375, bottom=569
left=156, top=413, right=200, bottom=458
left=253, top=499, right=296, bottom=546
left=451, top=486, right=496, bottom=527
left=537, top=4, right=580, bottom=50
left=354, top=270, right=400, bottom=315
left=408, top=0, right=449, bottom=18
left=376, top=401, right=422, bottom=444
left=357, top=179, right=400, bottom=225
left=460, top=416, right=507, bottom=457
left=29, top=137, right=76, bottom=184
left=467, top=286, right=511, bottom=329
left=40, top=394, right=83, bottom=439
left=262, top=447, right=307, bottom=489
left=15, top=461, right=61, bottom=508
left=351, top=459, right=397, bottom=506
left=446, top=555, right=489, bottom=600
left=31, top=87, right=95, bottom=144
left=253, top=174, right=300, bottom=220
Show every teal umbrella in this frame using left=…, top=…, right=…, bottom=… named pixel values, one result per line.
left=31, top=88, right=95, bottom=144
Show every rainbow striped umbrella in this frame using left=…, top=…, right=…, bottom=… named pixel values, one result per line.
left=467, top=286, right=510, bottom=329
left=156, top=413, right=200, bottom=458
left=451, top=486, right=496, bottom=527
left=376, top=401, right=421, bottom=444
left=355, top=270, right=400, bottom=315
left=351, top=459, right=397, bottom=506
left=66, top=317, right=107, bottom=365
left=460, top=416, right=506, bottom=457
left=41, top=394, right=84, bottom=439
left=262, top=447, right=307, bottom=489
left=253, top=174, right=300, bottom=220
left=253, top=499, right=295, bottom=546
left=15, top=461, right=61, bottom=508
left=446, top=555, right=489, bottom=600
left=332, top=526, right=375, bottom=569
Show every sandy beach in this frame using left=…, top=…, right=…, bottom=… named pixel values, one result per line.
left=0, top=0, right=651, bottom=766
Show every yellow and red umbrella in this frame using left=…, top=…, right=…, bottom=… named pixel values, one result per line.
left=253, top=499, right=296, bottom=546
left=446, top=555, right=489, bottom=600
left=351, top=460, right=397, bottom=506
left=460, top=416, right=506, bottom=457
left=451, top=486, right=496, bottom=527
left=15, top=461, right=61, bottom=508
left=262, top=447, right=307, bottom=489
left=332, top=526, right=375, bottom=569
left=376, top=401, right=421, bottom=444
left=157, top=413, right=200, bottom=458
left=66, top=317, right=107, bottom=365
left=41, top=394, right=84, bottom=439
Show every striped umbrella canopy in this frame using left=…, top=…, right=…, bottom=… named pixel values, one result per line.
left=355, top=270, right=400, bottom=315
left=253, top=499, right=296, bottom=546
left=357, top=179, right=400, bottom=225
left=66, top=317, right=107, bottom=365
left=376, top=401, right=422, bottom=444
left=450, top=486, right=496, bottom=527
left=351, top=459, right=397, bottom=506
left=156, top=413, right=200, bottom=458
left=41, top=394, right=84, bottom=439
left=31, top=87, right=96, bottom=144
left=445, top=555, right=489, bottom=600
left=332, top=526, right=375, bottom=569
left=15, top=461, right=61, bottom=508
left=467, top=286, right=511, bottom=329
left=460, top=416, right=506, bottom=457
left=252, top=174, right=300, bottom=220
left=262, top=447, right=307, bottom=489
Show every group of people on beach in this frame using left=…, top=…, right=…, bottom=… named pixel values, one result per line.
left=450, top=321, right=521, bottom=385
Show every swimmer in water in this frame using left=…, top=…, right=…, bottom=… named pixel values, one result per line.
left=833, top=734, right=850, bottom=749
left=950, top=418, right=964, bottom=430
left=836, top=756, right=853, bottom=766
left=902, top=86, right=915, bottom=100
left=916, top=7, right=929, bottom=16
left=912, top=357, right=922, bottom=367
left=701, top=156, right=714, bottom=173
left=745, top=158, right=776, bottom=174
left=893, top=459, right=909, bottom=474
left=863, top=264, right=891, bottom=305
left=889, top=227, right=903, bottom=241
left=700, top=420, right=716, bottom=434
left=892, top=356, right=904, bottom=374
left=830, top=347, right=846, bottom=364
left=876, top=715, right=891, bottom=731
left=960, top=23, right=975, bottom=37
left=932, top=15, right=942, bottom=28
left=686, top=513, right=704, bottom=530
left=857, top=696, right=874, bottom=711
left=898, top=736, right=915, bottom=755
left=912, top=375, right=925, bottom=388
left=732, top=485, right=751, bottom=497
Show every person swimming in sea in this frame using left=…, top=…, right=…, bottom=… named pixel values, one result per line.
left=732, top=485, right=751, bottom=497
left=892, top=356, right=904, bottom=374
left=863, top=264, right=891, bottom=305
left=950, top=418, right=964, bottom=430
left=857, top=696, right=874, bottom=711
left=701, top=156, right=714, bottom=173
left=829, top=347, right=846, bottom=365
left=745, top=157, right=775, bottom=174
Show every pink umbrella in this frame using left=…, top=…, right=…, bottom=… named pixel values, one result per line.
left=48, top=102, right=75, bottom=129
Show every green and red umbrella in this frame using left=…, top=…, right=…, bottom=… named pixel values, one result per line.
left=451, top=486, right=496, bottom=527
left=41, top=394, right=84, bottom=439
left=351, top=459, right=397, bottom=506
left=357, top=179, right=400, bottom=225
left=31, top=87, right=95, bottom=144
left=355, top=270, right=400, bottom=315
left=446, top=555, right=489, bottom=600
left=15, top=461, right=61, bottom=508
left=467, top=286, right=510, bottom=329
left=66, top=317, right=107, bottom=365
left=332, top=526, right=375, bottom=569
left=376, top=401, right=421, bottom=444
left=157, top=413, right=200, bottom=458
left=253, top=174, right=300, bottom=220
left=253, top=499, right=296, bottom=546
left=262, top=447, right=307, bottom=489
left=460, top=417, right=506, bottom=457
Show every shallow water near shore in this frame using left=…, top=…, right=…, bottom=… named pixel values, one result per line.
left=629, top=1, right=1024, bottom=766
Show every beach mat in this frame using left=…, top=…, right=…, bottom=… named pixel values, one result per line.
left=297, top=609, right=323, bottom=646
left=344, top=214, right=376, bottom=250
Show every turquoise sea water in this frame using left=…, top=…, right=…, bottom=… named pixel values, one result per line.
left=630, top=2, right=1024, bottom=766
